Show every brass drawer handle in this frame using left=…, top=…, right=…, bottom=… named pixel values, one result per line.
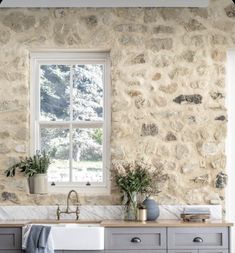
left=193, top=237, right=203, bottom=243
left=131, top=237, right=141, bottom=243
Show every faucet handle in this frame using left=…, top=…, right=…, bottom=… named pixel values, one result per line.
left=75, top=204, right=80, bottom=220
left=56, top=204, right=61, bottom=220
left=75, top=202, right=80, bottom=211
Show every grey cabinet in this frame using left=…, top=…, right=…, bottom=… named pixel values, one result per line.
left=199, top=251, right=228, bottom=253
left=0, top=225, right=231, bottom=253
left=105, top=227, right=167, bottom=253
left=167, top=227, right=229, bottom=253
left=55, top=251, right=104, bottom=253
left=168, top=251, right=198, bottom=253
left=105, top=226, right=230, bottom=253
left=105, top=228, right=166, bottom=250
left=105, top=251, right=166, bottom=253
left=0, top=228, right=22, bottom=251
left=48, top=250, right=104, bottom=252
left=63, top=251, right=104, bottom=253
left=168, top=250, right=228, bottom=253
left=168, top=227, right=229, bottom=250
left=0, top=251, right=22, bottom=253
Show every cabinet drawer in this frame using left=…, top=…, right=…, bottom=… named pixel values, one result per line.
left=63, top=252, right=104, bottom=253
left=199, top=250, right=228, bottom=253
left=0, top=251, right=22, bottom=253
left=0, top=228, right=22, bottom=250
left=168, top=251, right=197, bottom=253
left=105, top=250, right=166, bottom=253
left=105, top=228, right=166, bottom=250
left=168, top=227, right=228, bottom=250
left=168, top=251, right=228, bottom=253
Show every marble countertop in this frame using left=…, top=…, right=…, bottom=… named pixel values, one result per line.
left=0, top=219, right=232, bottom=228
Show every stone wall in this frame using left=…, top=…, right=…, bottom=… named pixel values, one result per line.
left=0, top=0, right=234, bottom=206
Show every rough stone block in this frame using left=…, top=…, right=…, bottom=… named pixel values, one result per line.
left=141, top=123, right=158, bottom=136
left=147, top=38, right=173, bottom=51
left=173, top=94, right=202, bottom=105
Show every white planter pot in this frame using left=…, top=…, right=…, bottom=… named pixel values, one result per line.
left=33, top=174, right=48, bottom=194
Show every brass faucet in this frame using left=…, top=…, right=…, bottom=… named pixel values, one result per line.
left=56, top=190, right=80, bottom=220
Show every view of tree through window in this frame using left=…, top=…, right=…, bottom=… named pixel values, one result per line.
left=39, top=63, right=104, bottom=184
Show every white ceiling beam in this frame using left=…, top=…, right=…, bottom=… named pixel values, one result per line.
left=0, top=0, right=209, bottom=8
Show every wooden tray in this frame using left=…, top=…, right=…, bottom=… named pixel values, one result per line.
left=180, top=214, right=210, bottom=222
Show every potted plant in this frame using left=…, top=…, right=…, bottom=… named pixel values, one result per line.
left=113, top=159, right=167, bottom=221
left=113, top=159, right=168, bottom=220
left=5, top=151, right=50, bottom=194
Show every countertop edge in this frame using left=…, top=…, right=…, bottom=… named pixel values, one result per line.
left=100, top=219, right=234, bottom=227
left=0, top=219, right=232, bottom=228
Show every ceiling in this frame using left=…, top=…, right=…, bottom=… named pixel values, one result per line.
left=0, top=0, right=209, bottom=8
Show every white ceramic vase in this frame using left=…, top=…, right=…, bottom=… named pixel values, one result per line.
left=33, top=173, right=48, bottom=194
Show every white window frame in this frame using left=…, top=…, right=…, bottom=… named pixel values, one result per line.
left=30, top=51, right=111, bottom=195
left=226, top=49, right=235, bottom=250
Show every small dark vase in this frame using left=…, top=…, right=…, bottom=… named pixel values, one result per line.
left=143, top=197, right=160, bottom=221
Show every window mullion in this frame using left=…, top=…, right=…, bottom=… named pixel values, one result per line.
left=72, top=121, right=103, bottom=128
left=36, top=62, right=41, bottom=152
left=69, top=65, right=74, bottom=183
left=39, top=122, right=70, bottom=128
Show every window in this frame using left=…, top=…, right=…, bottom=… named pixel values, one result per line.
left=30, top=52, right=110, bottom=194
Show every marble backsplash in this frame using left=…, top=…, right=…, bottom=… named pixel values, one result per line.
left=0, top=205, right=222, bottom=221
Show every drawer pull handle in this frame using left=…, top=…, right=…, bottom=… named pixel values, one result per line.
left=193, top=237, right=203, bottom=243
left=131, top=237, right=141, bottom=243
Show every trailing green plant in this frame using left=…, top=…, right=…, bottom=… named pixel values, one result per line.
left=5, top=151, right=50, bottom=178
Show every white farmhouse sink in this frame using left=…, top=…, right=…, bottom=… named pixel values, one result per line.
left=33, top=223, right=104, bottom=250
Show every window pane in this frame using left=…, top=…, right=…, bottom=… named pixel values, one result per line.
left=41, top=128, right=70, bottom=182
left=40, top=65, right=70, bottom=121
left=73, top=65, right=104, bottom=121
left=72, top=128, right=103, bottom=183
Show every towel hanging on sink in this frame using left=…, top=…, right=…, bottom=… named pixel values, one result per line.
left=23, top=225, right=54, bottom=253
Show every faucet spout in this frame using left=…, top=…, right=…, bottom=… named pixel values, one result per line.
left=67, top=190, right=80, bottom=212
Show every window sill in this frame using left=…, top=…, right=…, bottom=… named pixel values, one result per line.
left=48, top=184, right=110, bottom=195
